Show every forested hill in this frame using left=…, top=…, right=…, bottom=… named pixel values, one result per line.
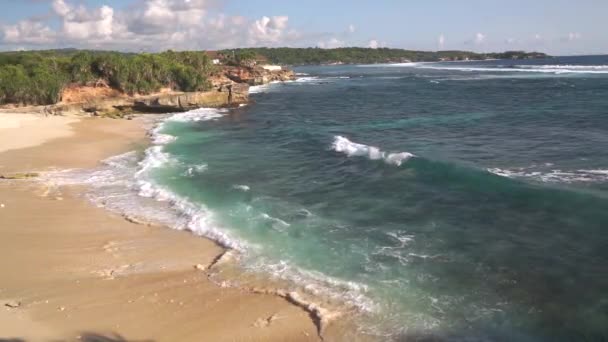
left=220, top=47, right=549, bottom=65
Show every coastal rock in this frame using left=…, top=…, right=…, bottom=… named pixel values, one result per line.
left=132, top=85, right=249, bottom=112
left=225, top=66, right=296, bottom=85
left=4, top=300, right=21, bottom=308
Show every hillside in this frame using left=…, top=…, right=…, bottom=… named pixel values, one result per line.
left=220, top=47, right=550, bottom=65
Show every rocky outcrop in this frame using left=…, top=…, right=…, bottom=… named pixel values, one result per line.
left=4, top=65, right=295, bottom=117
left=32, top=83, right=250, bottom=116
left=132, top=83, right=249, bottom=112
left=224, top=66, right=296, bottom=85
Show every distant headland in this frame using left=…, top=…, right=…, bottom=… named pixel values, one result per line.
left=219, top=48, right=550, bottom=65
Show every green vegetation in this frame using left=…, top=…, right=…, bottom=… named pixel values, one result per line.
left=0, top=50, right=215, bottom=106
left=220, top=47, right=549, bottom=65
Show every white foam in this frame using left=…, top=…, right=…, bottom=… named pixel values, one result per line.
left=232, top=184, right=250, bottom=191
left=386, top=231, right=415, bottom=247
left=136, top=177, right=245, bottom=249
left=184, top=164, right=208, bottom=177
left=517, top=64, right=608, bottom=70
left=248, top=256, right=376, bottom=313
left=260, top=213, right=291, bottom=231
left=488, top=167, right=608, bottom=183
left=249, top=84, right=271, bottom=94
left=579, top=169, right=608, bottom=175
left=147, top=107, right=226, bottom=146
left=332, top=136, right=415, bottom=166
left=415, top=64, right=608, bottom=74
left=152, top=133, right=176, bottom=145
left=135, top=146, right=175, bottom=180
left=166, top=107, right=226, bottom=122
left=357, top=62, right=421, bottom=67
left=295, top=76, right=320, bottom=83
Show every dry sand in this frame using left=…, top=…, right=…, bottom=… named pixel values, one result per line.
left=0, top=113, right=79, bottom=154
left=0, top=114, right=330, bottom=341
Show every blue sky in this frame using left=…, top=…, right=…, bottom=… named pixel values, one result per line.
left=1, top=0, right=606, bottom=54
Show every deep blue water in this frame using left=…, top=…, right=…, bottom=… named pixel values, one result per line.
left=141, top=56, right=608, bottom=341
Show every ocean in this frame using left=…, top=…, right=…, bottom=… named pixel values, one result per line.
left=54, top=55, right=608, bottom=341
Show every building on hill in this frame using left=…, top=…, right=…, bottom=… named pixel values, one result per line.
left=205, top=51, right=224, bottom=65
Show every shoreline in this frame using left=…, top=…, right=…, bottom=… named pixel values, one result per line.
left=0, top=113, right=344, bottom=341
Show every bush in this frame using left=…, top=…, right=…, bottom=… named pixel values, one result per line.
left=0, top=50, right=215, bottom=105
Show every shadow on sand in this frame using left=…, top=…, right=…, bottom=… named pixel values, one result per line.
left=0, top=332, right=154, bottom=342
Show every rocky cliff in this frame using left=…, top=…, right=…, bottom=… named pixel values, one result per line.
left=131, top=83, right=249, bottom=113
left=224, top=66, right=296, bottom=85
left=2, top=66, right=293, bottom=117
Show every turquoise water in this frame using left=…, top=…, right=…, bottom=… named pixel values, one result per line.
left=140, top=56, right=608, bottom=341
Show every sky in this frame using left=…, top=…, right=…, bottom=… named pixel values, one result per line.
left=0, top=0, right=606, bottom=55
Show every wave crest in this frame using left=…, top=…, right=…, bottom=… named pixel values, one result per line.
left=487, top=167, right=608, bottom=183
left=332, top=135, right=415, bottom=166
left=417, top=64, right=608, bottom=74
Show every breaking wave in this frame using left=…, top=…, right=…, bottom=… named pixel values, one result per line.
left=516, top=64, right=608, bottom=70
left=415, top=64, right=608, bottom=74
left=332, top=135, right=415, bottom=166
left=487, top=167, right=608, bottom=183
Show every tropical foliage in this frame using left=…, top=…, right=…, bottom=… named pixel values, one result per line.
left=0, top=50, right=215, bottom=105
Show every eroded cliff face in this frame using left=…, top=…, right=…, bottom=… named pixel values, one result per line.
left=224, top=66, right=296, bottom=85
left=131, top=83, right=249, bottom=112
left=6, top=66, right=293, bottom=116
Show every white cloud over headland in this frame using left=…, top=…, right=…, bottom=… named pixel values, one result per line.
left=438, top=34, right=445, bottom=48
left=1, top=0, right=298, bottom=50
left=567, top=32, right=581, bottom=41
left=317, top=37, right=345, bottom=49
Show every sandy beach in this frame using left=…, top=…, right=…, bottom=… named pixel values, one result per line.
left=0, top=113, right=325, bottom=341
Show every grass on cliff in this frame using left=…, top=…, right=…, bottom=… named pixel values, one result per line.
left=0, top=50, right=216, bottom=106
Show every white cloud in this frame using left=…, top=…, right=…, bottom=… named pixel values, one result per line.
left=52, top=0, right=71, bottom=17
left=348, top=24, right=355, bottom=33
left=1, top=0, right=297, bottom=50
left=567, top=32, right=581, bottom=41
left=505, top=37, right=516, bottom=44
left=59, top=3, right=116, bottom=40
left=438, top=34, right=445, bottom=48
left=248, top=15, right=290, bottom=45
left=474, top=32, right=486, bottom=44
left=317, top=37, right=344, bottom=49
left=2, top=21, right=55, bottom=44
left=368, top=39, right=379, bottom=49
